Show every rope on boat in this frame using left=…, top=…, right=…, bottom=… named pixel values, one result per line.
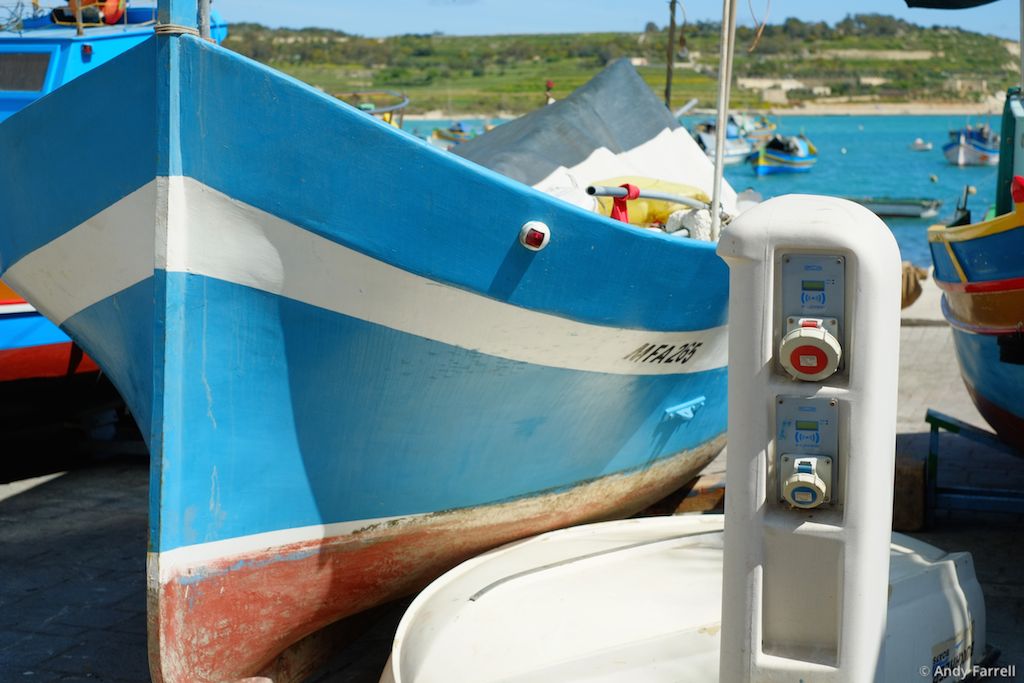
left=901, top=262, right=929, bottom=309
left=154, top=22, right=199, bottom=37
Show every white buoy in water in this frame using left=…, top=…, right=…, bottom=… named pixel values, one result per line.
left=379, top=196, right=988, bottom=683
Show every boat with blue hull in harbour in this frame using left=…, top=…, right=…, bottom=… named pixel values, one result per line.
left=0, top=2, right=224, bottom=384
left=0, top=5, right=731, bottom=681
left=750, top=133, right=817, bottom=176
left=0, top=280, right=97, bottom=382
left=943, top=123, right=1000, bottom=166
left=692, top=117, right=755, bottom=166
left=0, top=0, right=226, bottom=121
left=928, top=86, right=1024, bottom=454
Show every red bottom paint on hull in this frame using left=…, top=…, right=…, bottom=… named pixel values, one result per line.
left=0, top=342, right=98, bottom=382
left=964, top=382, right=1024, bottom=454
left=147, top=436, right=725, bottom=683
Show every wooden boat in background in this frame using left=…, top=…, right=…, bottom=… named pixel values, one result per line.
left=928, top=90, right=1024, bottom=453
left=333, top=89, right=409, bottom=128
left=0, top=2, right=224, bottom=386
left=750, top=133, right=817, bottom=176
left=691, top=118, right=755, bottom=166
left=943, top=123, right=1000, bottom=166
left=843, top=196, right=942, bottom=218
left=731, top=111, right=776, bottom=144
left=428, top=121, right=477, bottom=149
left=0, top=5, right=731, bottom=680
left=0, top=280, right=98, bottom=382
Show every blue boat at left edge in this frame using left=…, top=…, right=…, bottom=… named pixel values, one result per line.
left=0, top=2, right=729, bottom=681
left=0, top=2, right=224, bottom=384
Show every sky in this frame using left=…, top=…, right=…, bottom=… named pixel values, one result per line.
left=210, top=0, right=1019, bottom=40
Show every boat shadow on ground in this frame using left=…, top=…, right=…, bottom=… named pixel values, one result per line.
left=0, top=373, right=139, bottom=484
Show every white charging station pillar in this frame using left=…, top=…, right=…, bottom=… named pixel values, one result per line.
left=716, top=196, right=903, bottom=682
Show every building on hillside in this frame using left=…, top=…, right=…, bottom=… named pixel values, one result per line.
left=736, top=77, right=806, bottom=92
left=945, top=77, right=989, bottom=95
left=737, top=77, right=830, bottom=104
left=859, top=76, right=890, bottom=87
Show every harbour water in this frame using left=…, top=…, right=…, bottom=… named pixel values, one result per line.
left=407, top=114, right=1002, bottom=267
left=717, top=114, right=1001, bottom=267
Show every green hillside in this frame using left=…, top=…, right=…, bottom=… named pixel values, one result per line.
left=222, top=14, right=1017, bottom=114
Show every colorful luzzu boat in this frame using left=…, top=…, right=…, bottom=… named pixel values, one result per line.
left=750, top=133, right=817, bottom=176
left=0, top=2, right=224, bottom=384
left=692, top=118, right=755, bottom=166
left=929, top=89, right=1024, bottom=453
left=0, top=3, right=731, bottom=681
left=0, top=280, right=98, bottom=382
left=942, top=123, right=1000, bottom=167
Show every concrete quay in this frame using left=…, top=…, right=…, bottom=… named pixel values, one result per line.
left=1, top=275, right=1022, bottom=682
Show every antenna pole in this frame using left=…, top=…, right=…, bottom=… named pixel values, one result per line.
left=198, top=0, right=210, bottom=39
left=665, top=0, right=677, bottom=109
left=710, top=0, right=737, bottom=241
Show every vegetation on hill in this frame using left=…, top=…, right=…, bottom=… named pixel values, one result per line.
left=221, top=14, right=1016, bottom=114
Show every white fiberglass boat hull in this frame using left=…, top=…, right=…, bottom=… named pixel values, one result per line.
left=382, top=515, right=986, bottom=683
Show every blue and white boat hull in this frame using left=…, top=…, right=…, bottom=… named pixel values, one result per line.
left=942, top=135, right=999, bottom=166
left=0, top=34, right=729, bottom=682
left=0, top=6, right=224, bottom=386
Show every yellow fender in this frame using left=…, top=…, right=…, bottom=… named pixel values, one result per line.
left=592, top=176, right=710, bottom=226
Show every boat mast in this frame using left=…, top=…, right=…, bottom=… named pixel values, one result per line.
left=665, top=0, right=677, bottom=109
left=198, top=0, right=210, bottom=39
left=157, top=0, right=199, bottom=31
left=710, top=0, right=737, bottom=241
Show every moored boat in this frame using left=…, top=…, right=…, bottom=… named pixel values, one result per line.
left=730, top=111, right=776, bottom=144
left=0, top=8, right=731, bottom=682
left=842, top=196, right=942, bottom=218
left=943, top=123, right=999, bottom=166
left=334, top=89, right=409, bottom=127
left=429, top=120, right=474, bottom=148
left=0, top=281, right=98, bottom=382
left=750, top=133, right=817, bottom=176
left=928, top=89, right=1024, bottom=453
left=0, top=1, right=224, bottom=385
left=691, top=118, right=755, bottom=166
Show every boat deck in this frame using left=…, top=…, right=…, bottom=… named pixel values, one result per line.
left=0, top=24, right=152, bottom=39
left=1, top=280, right=1022, bottom=682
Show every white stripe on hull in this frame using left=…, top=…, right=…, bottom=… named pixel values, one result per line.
left=151, top=513, right=419, bottom=583
left=5, top=177, right=727, bottom=375
left=0, top=303, right=37, bottom=315
left=4, top=184, right=156, bottom=327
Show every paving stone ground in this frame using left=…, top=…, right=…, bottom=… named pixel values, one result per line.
left=2, top=284, right=1022, bottom=682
